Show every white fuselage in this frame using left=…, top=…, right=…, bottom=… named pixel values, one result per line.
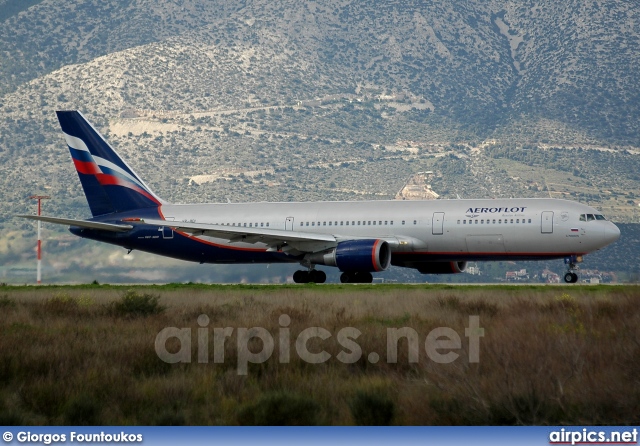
left=157, top=198, right=619, bottom=262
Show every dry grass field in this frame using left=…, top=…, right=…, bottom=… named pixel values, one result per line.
left=0, top=284, right=638, bottom=426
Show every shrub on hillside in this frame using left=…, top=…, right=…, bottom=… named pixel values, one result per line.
left=109, top=290, right=164, bottom=317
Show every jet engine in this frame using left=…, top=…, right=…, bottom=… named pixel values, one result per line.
left=305, top=239, right=391, bottom=272
left=415, top=261, right=467, bottom=274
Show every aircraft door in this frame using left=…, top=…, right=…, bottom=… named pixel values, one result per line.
left=285, top=217, right=294, bottom=231
left=541, top=211, right=554, bottom=234
left=432, top=212, right=444, bottom=235
left=160, top=217, right=174, bottom=239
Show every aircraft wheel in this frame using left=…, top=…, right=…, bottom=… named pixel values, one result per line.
left=340, top=272, right=351, bottom=283
left=310, top=270, right=326, bottom=284
left=293, top=270, right=309, bottom=284
left=564, top=272, right=578, bottom=284
left=359, top=272, right=373, bottom=283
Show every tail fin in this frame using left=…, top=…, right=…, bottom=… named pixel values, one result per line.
left=56, top=111, right=164, bottom=216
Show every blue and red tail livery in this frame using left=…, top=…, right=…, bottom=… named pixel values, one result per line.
left=56, top=111, right=163, bottom=216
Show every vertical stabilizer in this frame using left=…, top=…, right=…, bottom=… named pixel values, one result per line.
left=56, top=111, right=164, bottom=216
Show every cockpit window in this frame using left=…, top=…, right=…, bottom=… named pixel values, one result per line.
left=580, top=213, right=607, bottom=222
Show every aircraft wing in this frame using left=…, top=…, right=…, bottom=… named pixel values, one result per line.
left=142, top=218, right=338, bottom=253
left=18, top=215, right=134, bottom=232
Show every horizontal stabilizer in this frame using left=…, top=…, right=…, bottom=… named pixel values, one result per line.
left=18, top=215, right=133, bottom=232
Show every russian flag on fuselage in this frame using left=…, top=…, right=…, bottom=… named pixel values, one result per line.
left=57, top=111, right=163, bottom=216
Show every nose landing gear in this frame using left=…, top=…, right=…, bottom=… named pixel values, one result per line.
left=563, top=255, right=581, bottom=283
left=563, top=271, right=579, bottom=283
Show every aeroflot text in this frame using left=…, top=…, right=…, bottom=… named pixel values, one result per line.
left=466, top=207, right=527, bottom=213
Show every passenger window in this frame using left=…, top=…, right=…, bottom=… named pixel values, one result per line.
left=385, top=221, right=388, bottom=225
left=516, top=219, right=519, bottom=223
left=266, top=223, right=269, bottom=227
left=475, top=220, right=478, bottom=224
left=300, top=222, right=303, bottom=226
left=306, top=222, right=309, bottom=226
left=373, top=221, right=376, bottom=225
left=368, top=221, right=371, bottom=225
left=390, top=221, right=394, bottom=225
left=328, top=222, right=331, bottom=226
left=463, top=220, right=466, bottom=224
left=481, top=220, right=484, bottom=224
left=379, top=221, right=382, bottom=225
left=413, top=220, right=417, bottom=225
left=510, top=219, right=513, bottom=223
left=340, top=221, right=343, bottom=225
left=492, top=219, right=496, bottom=224
left=402, top=220, right=405, bottom=225
left=312, top=222, right=315, bottom=226
left=335, top=222, right=338, bottom=226
left=457, top=220, right=460, bottom=224
left=528, top=219, right=531, bottom=223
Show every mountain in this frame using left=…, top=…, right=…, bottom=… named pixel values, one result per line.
left=1, top=0, right=638, bottom=282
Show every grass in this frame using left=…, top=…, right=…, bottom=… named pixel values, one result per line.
left=0, top=284, right=638, bottom=425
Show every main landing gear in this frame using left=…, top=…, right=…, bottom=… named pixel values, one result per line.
left=340, top=271, right=373, bottom=284
left=293, top=269, right=327, bottom=284
left=563, top=255, right=581, bottom=283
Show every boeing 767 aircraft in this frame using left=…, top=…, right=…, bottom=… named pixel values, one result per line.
left=20, top=111, right=620, bottom=283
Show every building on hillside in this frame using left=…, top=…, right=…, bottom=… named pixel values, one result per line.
left=541, top=269, right=560, bottom=283
left=506, top=268, right=529, bottom=281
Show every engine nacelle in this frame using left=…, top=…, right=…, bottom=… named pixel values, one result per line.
left=416, top=261, right=467, bottom=274
left=305, top=239, right=391, bottom=272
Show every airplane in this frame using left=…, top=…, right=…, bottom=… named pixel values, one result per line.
left=19, top=111, right=620, bottom=284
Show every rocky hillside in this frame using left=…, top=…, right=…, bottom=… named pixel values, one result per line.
left=1, top=0, right=638, bottom=281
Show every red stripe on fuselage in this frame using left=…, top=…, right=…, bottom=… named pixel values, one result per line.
left=394, top=251, right=588, bottom=257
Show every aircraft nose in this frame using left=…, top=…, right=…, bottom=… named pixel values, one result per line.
left=603, top=223, right=621, bottom=245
